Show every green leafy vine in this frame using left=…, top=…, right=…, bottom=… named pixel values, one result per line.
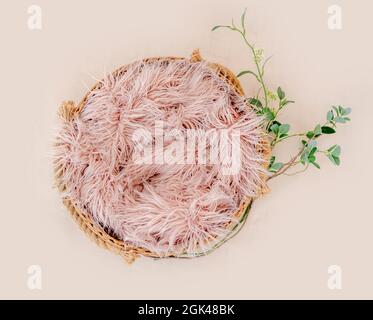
left=212, top=9, right=351, bottom=179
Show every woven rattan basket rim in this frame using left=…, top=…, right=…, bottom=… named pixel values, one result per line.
left=55, top=50, right=270, bottom=263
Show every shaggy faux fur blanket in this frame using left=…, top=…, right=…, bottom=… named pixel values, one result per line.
left=55, top=58, right=267, bottom=256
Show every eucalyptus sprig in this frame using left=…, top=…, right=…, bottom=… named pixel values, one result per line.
left=212, top=9, right=352, bottom=179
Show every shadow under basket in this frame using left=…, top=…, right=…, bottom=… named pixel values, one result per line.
left=54, top=50, right=271, bottom=264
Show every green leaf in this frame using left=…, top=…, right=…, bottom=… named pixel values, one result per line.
left=277, top=87, right=285, bottom=100
left=332, top=145, right=341, bottom=157
left=327, top=154, right=340, bottom=166
left=321, top=126, right=336, bottom=134
left=327, top=154, right=335, bottom=165
left=269, top=162, right=284, bottom=173
left=328, top=155, right=335, bottom=165
left=300, top=153, right=307, bottom=165
left=335, top=116, right=346, bottom=123
left=332, top=106, right=340, bottom=115
left=261, top=107, right=275, bottom=120
left=309, top=147, right=317, bottom=157
left=271, top=120, right=282, bottom=127
left=267, top=111, right=276, bottom=121
left=237, top=70, right=259, bottom=80
left=278, top=124, right=290, bottom=137
left=327, top=144, right=337, bottom=152
left=268, top=156, right=284, bottom=173
left=327, top=145, right=341, bottom=164
left=211, top=25, right=231, bottom=31
left=331, top=106, right=351, bottom=123
left=270, top=123, right=279, bottom=134
left=301, top=140, right=318, bottom=165
left=308, top=155, right=316, bottom=162
left=280, top=99, right=295, bottom=107
left=248, top=98, right=263, bottom=108
left=306, top=131, right=315, bottom=139
left=327, top=110, right=334, bottom=122
left=241, top=8, right=247, bottom=30
left=311, top=161, right=321, bottom=169
left=269, top=156, right=275, bottom=166
left=341, top=107, right=352, bottom=116
left=314, top=124, right=322, bottom=136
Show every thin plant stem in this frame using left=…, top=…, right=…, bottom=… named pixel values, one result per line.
left=284, top=164, right=309, bottom=176
left=268, top=147, right=305, bottom=180
left=272, top=133, right=306, bottom=146
left=234, top=29, right=269, bottom=108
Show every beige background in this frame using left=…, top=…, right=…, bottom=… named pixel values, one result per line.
left=0, top=0, right=372, bottom=299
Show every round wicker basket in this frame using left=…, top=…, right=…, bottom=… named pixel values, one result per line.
left=54, top=50, right=270, bottom=263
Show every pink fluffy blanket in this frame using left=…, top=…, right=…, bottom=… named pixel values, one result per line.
left=55, top=58, right=267, bottom=256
